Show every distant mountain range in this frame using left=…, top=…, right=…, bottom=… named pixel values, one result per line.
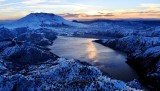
left=1, top=13, right=160, bottom=29
left=76, top=19, right=160, bottom=26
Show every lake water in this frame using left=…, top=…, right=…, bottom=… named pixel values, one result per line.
left=49, top=36, right=138, bottom=82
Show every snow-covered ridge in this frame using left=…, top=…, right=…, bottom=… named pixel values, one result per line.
left=4, top=13, right=87, bottom=29
left=0, top=27, right=143, bottom=90
left=96, top=35, right=160, bottom=89
left=0, top=58, right=142, bottom=91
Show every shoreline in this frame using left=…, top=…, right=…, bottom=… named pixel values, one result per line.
left=94, top=39, right=160, bottom=90
left=49, top=36, right=138, bottom=82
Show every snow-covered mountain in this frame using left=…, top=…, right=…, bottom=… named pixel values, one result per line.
left=4, top=13, right=86, bottom=29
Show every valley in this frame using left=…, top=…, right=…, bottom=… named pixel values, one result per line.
left=0, top=13, right=159, bottom=90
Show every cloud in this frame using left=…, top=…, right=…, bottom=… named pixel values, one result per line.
left=60, top=13, right=80, bottom=18
left=22, top=0, right=63, bottom=4
left=60, top=8, right=160, bottom=20
left=0, top=2, right=21, bottom=7
left=0, top=1, right=160, bottom=20
left=0, top=0, right=5, bottom=2
left=122, top=10, right=160, bottom=14
left=140, top=3, right=160, bottom=8
left=22, top=3, right=102, bottom=14
left=82, top=13, right=114, bottom=17
left=60, top=12, right=115, bottom=20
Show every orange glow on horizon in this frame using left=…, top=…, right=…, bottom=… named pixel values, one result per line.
left=0, top=11, right=160, bottom=20
left=63, top=13, right=160, bottom=20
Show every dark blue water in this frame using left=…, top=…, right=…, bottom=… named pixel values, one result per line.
left=49, top=36, right=138, bottom=82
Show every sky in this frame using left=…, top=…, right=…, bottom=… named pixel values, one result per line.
left=0, top=0, right=160, bottom=20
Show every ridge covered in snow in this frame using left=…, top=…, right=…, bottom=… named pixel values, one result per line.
left=0, top=27, right=143, bottom=91
left=95, top=35, right=160, bottom=90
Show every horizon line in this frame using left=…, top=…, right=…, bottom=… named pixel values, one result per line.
left=0, top=12, right=160, bottom=21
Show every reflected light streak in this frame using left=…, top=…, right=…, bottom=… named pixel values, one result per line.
left=85, top=40, right=97, bottom=59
